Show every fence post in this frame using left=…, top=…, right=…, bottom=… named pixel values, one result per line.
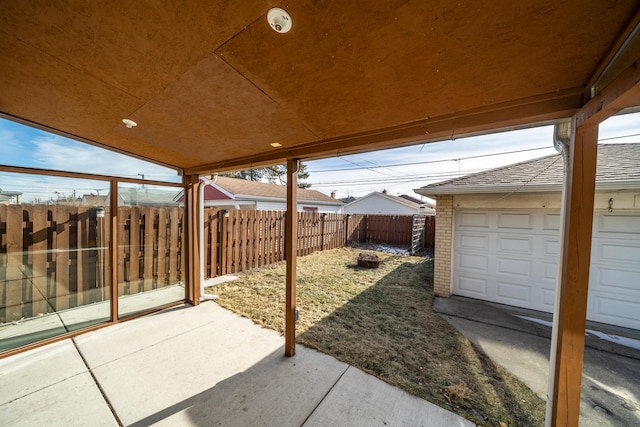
left=344, top=214, right=349, bottom=246
left=320, top=213, right=326, bottom=250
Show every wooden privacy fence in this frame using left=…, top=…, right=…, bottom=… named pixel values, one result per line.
left=203, top=210, right=435, bottom=278
left=203, top=210, right=365, bottom=277
left=0, top=204, right=184, bottom=323
left=1, top=204, right=435, bottom=322
left=116, top=206, right=184, bottom=297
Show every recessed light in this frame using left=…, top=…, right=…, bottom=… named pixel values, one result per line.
left=122, top=118, right=137, bottom=128
left=270, top=142, right=282, bottom=147
left=267, top=8, right=292, bottom=33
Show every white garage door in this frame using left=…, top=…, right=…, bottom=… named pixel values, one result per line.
left=453, top=210, right=640, bottom=330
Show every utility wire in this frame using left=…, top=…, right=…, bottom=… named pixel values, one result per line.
left=309, top=170, right=488, bottom=188
left=308, top=146, right=554, bottom=173
left=336, top=155, right=398, bottom=177
left=308, top=136, right=640, bottom=174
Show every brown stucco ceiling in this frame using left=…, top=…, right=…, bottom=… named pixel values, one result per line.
left=1, top=1, right=639, bottom=174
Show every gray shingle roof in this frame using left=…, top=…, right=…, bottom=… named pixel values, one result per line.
left=416, top=143, right=640, bottom=195
left=215, top=176, right=341, bottom=204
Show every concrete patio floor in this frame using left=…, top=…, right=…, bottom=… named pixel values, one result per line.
left=0, top=301, right=474, bottom=427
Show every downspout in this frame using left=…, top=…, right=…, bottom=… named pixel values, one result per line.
left=200, top=174, right=219, bottom=301
left=545, top=119, right=571, bottom=424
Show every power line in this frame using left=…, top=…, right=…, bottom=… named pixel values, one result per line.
left=308, top=146, right=554, bottom=173
left=308, top=136, right=640, bottom=174
left=309, top=168, right=489, bottom=187
left=335, top=155, right=398, bottom=177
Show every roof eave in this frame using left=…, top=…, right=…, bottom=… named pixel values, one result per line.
left=414, top=180, right=640, bottom=197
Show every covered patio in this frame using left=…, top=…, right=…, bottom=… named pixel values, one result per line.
left=0, top=301, right=472, bottom=426
left=1, top=2, right=640, bottom=425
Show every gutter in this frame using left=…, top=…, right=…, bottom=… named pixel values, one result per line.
left=414, top=181, right=640, bottom=198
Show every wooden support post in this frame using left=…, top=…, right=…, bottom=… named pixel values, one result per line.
left=285, top=158, right=299, bottom=357
left=547, top=120, right=599, bottom=426
left=184, top=174, right=201, bottom=305
left=109, top=180, right=118, bottom=322
left=546, top=56, right=640, bottom=427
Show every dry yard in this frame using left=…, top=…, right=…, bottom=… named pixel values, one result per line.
left=205, top=246, right=545, bottom=426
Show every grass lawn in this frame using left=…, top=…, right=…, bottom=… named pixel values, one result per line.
left=205, top=246, right=545, bottom=426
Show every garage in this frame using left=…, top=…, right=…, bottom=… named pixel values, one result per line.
left=416, top=143, right=640, bottom=332
left=453, top=209, right=640, bottom=330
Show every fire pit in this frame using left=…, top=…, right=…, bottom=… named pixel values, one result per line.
left=357, top=252, right=382, bottom=268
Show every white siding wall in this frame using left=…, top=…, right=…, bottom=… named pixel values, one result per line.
left=309, top=204, right=343, bottom=214
left=344, top=195, right=418, bottom=215
left=255, top=201, right=342, bottom=213
left=256, top=201, right=287, bottom=211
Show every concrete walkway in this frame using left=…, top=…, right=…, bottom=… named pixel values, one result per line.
left=435, top=297, right=640, bottom=427
left=0, top=302, right=473, bottom=427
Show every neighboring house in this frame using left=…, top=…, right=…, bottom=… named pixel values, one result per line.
left=80, top=194, right=108, bottom=206
left=61, top=189, right=179, bottom=208
left=415, top=143, right=640, bottom=330
left=343, top=191, right=435, bottom=215
left=177, top=176, right=343, bottom=213
left=0, top=190, right=21, bottom=205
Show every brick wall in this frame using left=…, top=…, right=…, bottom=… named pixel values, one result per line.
left=434, top=195, right=453, bottom=296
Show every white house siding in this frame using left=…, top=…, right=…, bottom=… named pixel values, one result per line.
left=255, top=200, right=342, bottom=213
left=300, top=203, right=342, bottom=214
left=343, top=196, right=418, bottom=215
left=452, top=208, right=640, bottom=330
left=256, top=201, right=287, bottom=211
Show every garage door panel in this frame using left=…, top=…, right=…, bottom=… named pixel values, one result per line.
left=594, top=267, right=640, bottom=292
left=598, top=214, right=640, bottom=234
left=498, top=212, right=533, bottom=229
left=597, top=241, right=640, bottom=264
left=589, top=293, right=640, bottom=330
left=495, top=281, right=531, bottom=305
left=458, top=233, right=489, bottom=251
left=541, top=288, right=556, bottom=308
left=543, top=262, right=558, bottom=280
left=591, top=216, right=639, bottom=329
left=543, top=238, right=560, bottom=256
left=456, top=275, right=488, bottom=298
left=459, top=212, right=489, bottom=228
left=497, top=236, right=532, bottom=254
left=543, top=213, right=561, bottom=230
left=496, top=257, right=532, bottom=278
left=457, top=253, right=489, bottom=272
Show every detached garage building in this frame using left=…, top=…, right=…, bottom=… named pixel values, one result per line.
left=416, top=143, right=640, bottom=331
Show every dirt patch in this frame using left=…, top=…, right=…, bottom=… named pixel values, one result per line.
left=206, top=247, right=545, bottom=426
left=357, top=252, right=382, bottom=268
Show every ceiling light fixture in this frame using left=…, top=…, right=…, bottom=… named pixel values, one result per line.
left=267, top=8, right=292, bottom=33
left=122, top=118, right=137, bottom=129
left=270, top=142, right=282, bottom=147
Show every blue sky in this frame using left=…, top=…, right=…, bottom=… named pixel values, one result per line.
left=1, top=111, right=639, bottom=202
left=306, top=111, right=640, bottom=198
left=0, top=119, right=181, bottom=180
